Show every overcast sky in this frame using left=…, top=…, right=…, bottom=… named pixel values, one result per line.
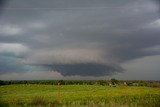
left=0, top=0, right=160, bottom=80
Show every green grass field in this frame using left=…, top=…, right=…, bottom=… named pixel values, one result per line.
left=0, top=85, right=160, bottom=107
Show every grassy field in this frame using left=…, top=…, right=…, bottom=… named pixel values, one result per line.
left=0, top=85, right=160, bottom=107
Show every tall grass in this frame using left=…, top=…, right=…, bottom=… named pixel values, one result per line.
left=31, top=96, right=47, bottom=106
left=0, top=85, right=160, bottom=107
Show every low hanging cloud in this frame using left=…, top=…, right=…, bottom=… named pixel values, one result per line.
left=23, top=48, right=123, bottom=76
left=52, top=63, right=123, bottom=76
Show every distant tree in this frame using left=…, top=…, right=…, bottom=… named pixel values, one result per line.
left=58, top=80, right=65, bottom=85
left=110, top=78, right=119, bottom=85
left=0, top=80, right=5, bottom=85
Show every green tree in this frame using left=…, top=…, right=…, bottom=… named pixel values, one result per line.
left=111, top=78, right=119, bottom=85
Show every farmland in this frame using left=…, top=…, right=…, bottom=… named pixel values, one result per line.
left=0, top=83, right=160, bottom=107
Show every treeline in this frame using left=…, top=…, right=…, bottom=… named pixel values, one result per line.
left=0, top=80, right=160, bottom=87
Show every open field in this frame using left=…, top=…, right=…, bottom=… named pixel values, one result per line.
left=0, top=84, right=160, bottom=107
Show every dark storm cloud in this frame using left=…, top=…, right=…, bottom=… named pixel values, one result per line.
left=107, top=30, right=160, bottom=62
left=0, top=0, right=160, bottom=78
left=0, top=0, right=7, bottom=9
left=0, top=0, right=8, bottom=15
left=52, top=63, right=123, bottom=76
left=2, top=0, right=131, bottom=9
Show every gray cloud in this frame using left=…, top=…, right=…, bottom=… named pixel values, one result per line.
left=0, top=0, right=160, bottom=79
left=0, top=0, right=8, bottom=15
left=0, top=55, right=29, bottom=74
left=117, top=55, right=160, bottom=80
left=0, top=55, right=51, bottom=74
left=52, top=63, right=123, bottom=76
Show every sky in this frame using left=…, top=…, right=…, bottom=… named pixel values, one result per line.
left=0, top=0, right=160, bottom=80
